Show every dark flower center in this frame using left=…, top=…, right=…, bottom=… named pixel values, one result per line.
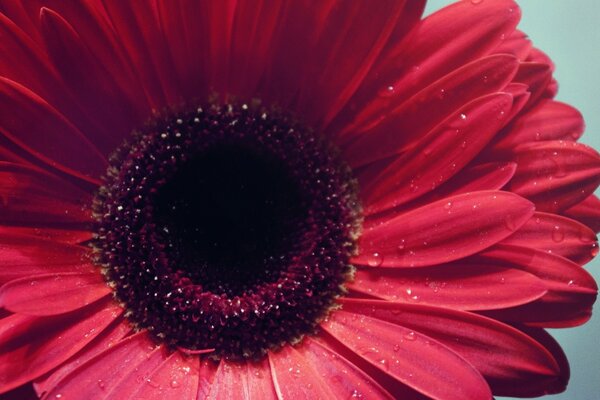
left=93, top=102, right=360, bottom=359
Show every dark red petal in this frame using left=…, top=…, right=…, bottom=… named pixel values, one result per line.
left=206, top=358, right=275, bottom=400
left=0, top=272, right=110, bottom=316
left=337, top=0, right=520, bottom=135
left=354, top=191, right=534, bottom=268
left=501, top=212, right=598, bottom=265
left=493, top=100, right=584, bottom=151
left=340, top=299, right=562, bottom=396
left=39, top=7, right=143, bottom=154
left=508, top=141, right=600, bottom=212
left=129, top=352, right=200, bottom=400
left=0, top=233, right=89, bottom=285
left=320, top=310, right=491, bottom=400
left=361, top=93, right=513, bottom=212
left=0, top=162, right=92, bottom=226
left=562, top=195, right=600, bottom=233
left=259, top=1, right=410, bottom=128
left=0, top=226, right=92, bottom=245
left=479, top=245, right=598, bottom=327
left=0, top=77, right=106, bottom=184
left=340, top=55, right=518, bottom=164
left=33, top=317, right=132, bottom=395
left=0, top=298, right=121, bottom=393
left=349, top=261, right=546, bottom=310
left=42, top=332, right=166, bottom=399
left=101, top=0, right=180, bottom=108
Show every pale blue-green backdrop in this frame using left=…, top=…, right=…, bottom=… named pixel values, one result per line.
left=424, top=1, right=600, bottom=399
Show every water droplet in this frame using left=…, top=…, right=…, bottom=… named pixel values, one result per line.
left=438, top=89, right=446, bottom=99
left=551, top=225, right=565, bottom=243
left=55, top=395, right=62, bottom=399
left=404, top=331, right=416, bottom=341
left=460, top=113, right=467, bottom=120
left=393, top=344, right=401, bottom=352
left=471, top=0, right=483, bottom=3
left=379, top=85, right=396, bottom=98
left=460, top=140, right=467, bottom=149
left=443, top=202, right=453, bottom=212
left=97, top=380, right=105, bottom=389
left=367, top=252, right=384, bottom=267
left=146, top=378, right=160, bottom=388
left=567, top=280, right=575, bottom=286
left=591, top=243, right=599, bottom=257
left=170, top=380, right=180, bottom=388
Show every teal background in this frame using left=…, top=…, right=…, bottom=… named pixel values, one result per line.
left=424, top=1, right=600, bottom=399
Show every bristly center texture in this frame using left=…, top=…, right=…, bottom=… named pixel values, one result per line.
left=93, top=102, right=361, bottom=359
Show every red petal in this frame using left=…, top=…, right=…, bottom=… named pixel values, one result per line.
left=349, top=261, right=546, bottom=310
left=101, top=0, right=180, bottom=108
left=0, top=272, right=109, bottom=316
left=355, top=191, right=534, bottom=268
left=269, top=345, right=338, bottom=399
left=508, top=141, right=600, bottom=212
left=0, top=226, right=92, bottom=245
left=494, top=100, right=584, bottom=151
left=0, top=77, right=106, bottom=184
left=493, top=30, right=532, bottom=60
left=480, top=244, right=598, bottom=327
left=563, top=194, right=600, bottom=233
left=0, top=233, right=89, bottom=285
left=0, top=298, right=121, bottom=393
left=34, top=318, right=132, bottom=395
left=513, top=62, right=552, bottom=108
left=321, top=310, right=491, bottom=400
left=0, top=162, right=92, bottom=226
left=361, top=93, right=513, bottom=212
left=207, top=358, right=275, bottom=400
left=259, top=1, right=410, bottom=128
left=196, top=359, right=220, bottom=399
left=337, top=0, right=520, bottom=136
left=341, top=55, right=518, bottom=165
left=340, top=299, right=561, bottom=395
left=39, top=7, right=143, bottom=154
left=501, top=212, right=598, bottom=265
left=43, top=332, right=166, bottom=399
left=129, top=352, right=200, bottom=400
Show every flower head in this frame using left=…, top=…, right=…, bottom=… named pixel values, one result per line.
left=0, top=1, right=598, bottom=399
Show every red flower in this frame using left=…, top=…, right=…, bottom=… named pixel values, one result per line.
left=0, top=1, right=598, bottom=399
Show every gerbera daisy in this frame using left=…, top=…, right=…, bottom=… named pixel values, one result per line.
left=0, top=0, right=598, bottom=399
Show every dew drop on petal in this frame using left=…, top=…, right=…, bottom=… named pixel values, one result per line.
left=552, top=225, right=565, bottom=243
left=404, top=331, right=416, bottom=341
left=367, top=252, right=384, bottom=267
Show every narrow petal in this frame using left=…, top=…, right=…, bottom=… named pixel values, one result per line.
left=0, top=298, right=122, bottom=393
left=354, top=191, right=534, bottom=268
left=0, top=233, right=89, bottom=285
left=508, top=141, right=600, bottom=212
left=269, top=346, right=335, bottom=399
left=0, top=77, right=106, bottom=183
left=33, top=318, right=132, bottom=395
left=39, top=7, right=143, bottom=154
left=0, top=162, right=92, bottom=226
left=43, top=332, right=166, bottom=400
left=0, top=272, right=110, bottom=316
left=501, top=212, right=598, bottom=265
left=493, top=30, right=532, bottom=60
left=340, top=55, right=518, bottom=164
left=196, top=359, right=220, bottom=399
left=349, top=261, right=546, bottom=310
left=361, top=93, right=513, bottom=212
left=563, top=194, right=600, bottom=233
left=335, top=0, right=520, bottom=135
left=513, top=62, right=552, bottom=107
left=321, top=310, right=491, bottom=400
left=480, top=244, right=598, bottom=327
left=0, top=226, right=92, bottom=245
left=340, top=299, right=562, bottom=395
left=128, top=352, right=200, bottom=400
left=493, top=100, right=584, bottom=152
left=207, top=358, right=276, bottom=400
